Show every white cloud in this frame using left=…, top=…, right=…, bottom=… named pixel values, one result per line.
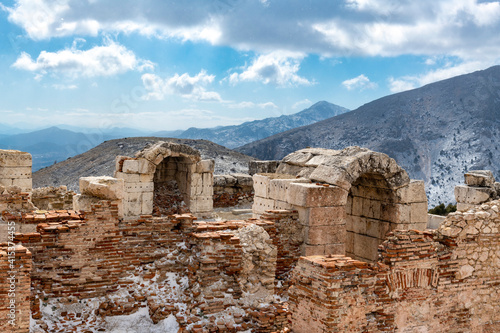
left=229, top=101, right=278, bottom=109
left=52, top=84, right=78, bottom=90
left=388, top=60, right=491, bottom=93
left=142, top=70, right=222, bottom=102
left=342, top=74, right=378, bottom=91
left=388, top=77, right=417, bottom=94
left=292, top=99, right=312, bottom=109
left=12, top=40, right=153, bottom=79
left=229, top=52, right=312, bottom=86
left=4, top=0, right=500, bottom=65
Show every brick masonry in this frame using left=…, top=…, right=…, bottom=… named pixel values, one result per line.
left=289, top=199, right=500, bottom=332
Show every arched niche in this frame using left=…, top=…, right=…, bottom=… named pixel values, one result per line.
left=152, top=155, right=194, bottom=216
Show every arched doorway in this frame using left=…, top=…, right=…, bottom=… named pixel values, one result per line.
left=346, top=172, right=398, bottom=262
left=152, top=156, right=193, bottom=216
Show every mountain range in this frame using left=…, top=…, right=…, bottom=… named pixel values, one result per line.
left=176, top=101, right=349, bottom=148
left=237, top=65, right=500, bottom=205
left=0, top=101, right=345, bottom=171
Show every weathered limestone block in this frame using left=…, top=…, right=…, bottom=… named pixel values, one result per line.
left=115, top=171, right=140, bottom=182
left=269, top=177, right=307, bottom=201
left=124, top=181, right=154, bottom=193
left=309, top=164, right=352, bottom=190
left=362, top=198, right=382, bottom=219
left=135, top=141, right=201, bottom=164
left=282, top=151, right=314, bottom=166
left=141, top=191, right=154, bottom=214
left=177, top=162, right=196, bottom=174
left=73, top=194, right=123, bottom=217
left=123, top=192, right=142, bottom=216
left=249, top=160, right=279, bottom=175
left=0, top=149, right=32, bottom=192
left=398, top=203, right=412, bottom=223
left=202, top=172, right=213, bottom=188
left=287, top=182, right=348, bottom=207
left=427, top=214, right=446, bottom=229
left=122, top=158, right=156, bottom=174
left=79, top=176, right=124, bottom=200
left=232, top=173, right=253, bottom=187
left=365, top=219, right=392, bottom=239
left=216, top=174, right=237, bottom=186
left=0, top=166, right=31, bottom=178
left=306, top=224, right=346, bottom=246
left=190, top=196, right=213, bottom=213
left=455, top=185, right=494, bottom=204
left=464, top=170, right=495, bottom=187
left=195, top=159, right=215, bottom=173
left=276, top=162, right=315, bottom=178
left=353, top=233, right=379, bottom=261
left=12, top=178, right=32, bottom=190
left=303, top=243, right=345, bottom=256
left=275, top=200, right=293, bottom=210
left=410, top=201, right=428, bottom=224
left=395, top=180, right=427, bottom=203
left=253, top=174, right=271, bottom=198
left=297, top=206, right=346, bottom=227
left=0, top=149, right=32, bottom=167
left=252, top=196, right=275, bottom=216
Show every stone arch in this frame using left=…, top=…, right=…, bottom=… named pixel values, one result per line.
left=115, top=141, right=214, bottom=217
left=272, top=147, right=428, bottom=262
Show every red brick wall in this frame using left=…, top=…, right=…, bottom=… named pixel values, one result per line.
left=0, top=244, right=31, bottom=333
left=290, top=225, right=500, bottom=332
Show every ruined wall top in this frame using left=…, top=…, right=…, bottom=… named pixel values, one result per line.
left=0, top=148, right=32, bottom=192
left=135, top=141, right=201, bottom=165
left=276, top=146, right=410, bottom=190
left=455, top=170, right=500, bottom=211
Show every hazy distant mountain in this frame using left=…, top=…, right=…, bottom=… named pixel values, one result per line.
left=151, top=129, right=185, bottom=137
left=33, top=137, right=256, bottom=191
left=0, top=127, right=100, bottom=171
left=237, top=66, right=500, bottom=206
left=177, top=101, right=349, bottom=148
left=0, top=123, right=27, bottom=135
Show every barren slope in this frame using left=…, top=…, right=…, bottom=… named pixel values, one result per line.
left=33, top=137, right=256, bottom=192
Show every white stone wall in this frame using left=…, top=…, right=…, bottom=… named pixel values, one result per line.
left=0, top=149, right=32, bottom=192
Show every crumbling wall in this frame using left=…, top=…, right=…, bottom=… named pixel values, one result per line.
left=0, top=186, right=37, bottom=242
left=73, top=176, right=124, bottom=217
left=213, top=174, right=253, bottom=208
left=455, top=170, right=500, bottom=211
left=5, top=198, right=289, bottom=332
left=289, top=199, right=500, bottom=332
left=259, top=210, right=304, bottom=295
left=0, top=244, right=31, bottom=333
left=0, top=150, right=32, bottom=192
left=31, top=186, right=75, bottom=210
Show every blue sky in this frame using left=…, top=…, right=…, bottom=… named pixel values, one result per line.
left=1, top=0, right=500, bottom=132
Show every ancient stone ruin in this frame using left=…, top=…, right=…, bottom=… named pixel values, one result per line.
left=0, top=144, right=499, bottom=332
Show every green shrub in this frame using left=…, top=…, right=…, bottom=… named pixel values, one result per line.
left=428, top=203, right=457, bottom=216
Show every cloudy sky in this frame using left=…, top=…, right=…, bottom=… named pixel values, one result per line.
left=1, top=0, right=500, bottom=131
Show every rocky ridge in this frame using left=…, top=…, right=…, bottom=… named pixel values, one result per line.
left=178, top=101, right=349, bottom=148
left=33, top=137, right=256, bottom=192
left=237, top=65, right=500, bottom=205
